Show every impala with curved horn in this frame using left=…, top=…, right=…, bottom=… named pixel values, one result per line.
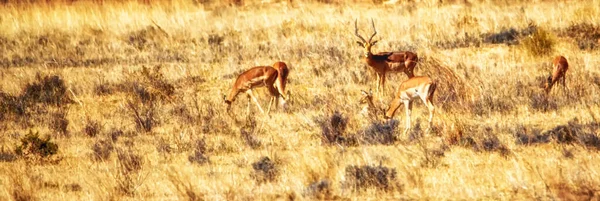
left=354, top=19, right=419, bottom=97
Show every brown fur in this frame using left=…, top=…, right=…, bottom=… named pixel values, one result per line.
left=384, top=76, right=436, bottom=136
left=225, top=62, right=289, bottom=115
left=544, top=56, right=569, bottom=94
left=354, top=19, right=419, bottom=97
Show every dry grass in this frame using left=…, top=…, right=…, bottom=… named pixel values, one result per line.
left=1, top=0, right=600, bottom=200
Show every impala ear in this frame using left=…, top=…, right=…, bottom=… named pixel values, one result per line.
left=371, top=40, right=378, bottom=46
left=356, top=41, right=364, bottom=47
left=361, top=90, right=368, bottom=96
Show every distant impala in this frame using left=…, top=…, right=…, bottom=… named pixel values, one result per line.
left=354, top=19, right=419, bottom=97
left=544, top=56, right=569, bottom=94
left=225, top=62, right=289, bottom=116
left=384, top=76, right=437, bottom=136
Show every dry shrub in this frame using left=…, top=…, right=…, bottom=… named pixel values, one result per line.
left=482, top=23, right=537, bottom=45
left=303, top=179, right=335, bottom=200
left=434, top=32, right=482, bottom=49
left=529, top=92, right=558, bottom=112
left=240, top=116, right=262, bottom=149
left=0, top=92, right=28, bottom=119
left=124, top=65, right=176, bottom=132
left=470, top=93, right=515, bottom=116
left=22, top=74, right=72, bottom=106
left=126, top=25, right=169, bottom=51
left=521, top=28, right=556, bottom=57
left=479, top=134, right=511, bottom=156
left=318, top=111, right=358, bottom=146
left=357, top=120, right=398, bottom=145
left=92, top=139, right=114, bottom=161
left=116, top=148, right=143, bottom=196
left=188, top=139, right=210, bottom=165
left=448, top=126, right=511, bottom=156
left=0, top=147, right=17, bottom=162
left=559, top=23, right=600, bottom=50
left=251, top=156, right=279, bottom=183
left=15, top=131, right=59, bottom=162
left=418, top=56, right=473, bottom=112
left=515, top=120, right=600, bottom=150
left=344, top=165, right=400, bottom=191
left=49, top=110, right=69, bottom=137
left=83, top=119, right=101, bottom=137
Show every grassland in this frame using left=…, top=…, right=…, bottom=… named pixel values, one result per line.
left=1, top=0, right=600, bottom=200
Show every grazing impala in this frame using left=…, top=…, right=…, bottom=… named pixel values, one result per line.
left=225, top=62, right=289, bottom=115
left=384, top=76, right=437, bottom=136
left=354, top=19, right=419, bottom=97
left=544, top=56, right=569, bottom=94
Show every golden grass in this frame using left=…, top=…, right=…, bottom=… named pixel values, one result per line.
left=1, top=0, right=600, bottom=200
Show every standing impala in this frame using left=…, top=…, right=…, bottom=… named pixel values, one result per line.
left=354, top=19, right=419, bottom=97
left=544, top=56, right=569, bottom=94
left=225, top=62, right=289, bottom=115
left=384, top=76, right=437, bottom=136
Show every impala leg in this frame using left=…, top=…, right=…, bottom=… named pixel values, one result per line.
left=403, top=100, right=412, bottom=136
left=248, top=90, right=265, bottom=114
left=375, top=74, right=381, bottom=97
left=267, top=96, right=274, bottom=116
left=380, top=74, right=386, bottom=96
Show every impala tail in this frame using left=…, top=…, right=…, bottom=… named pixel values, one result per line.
left=428, top=80, right=437, bottom=102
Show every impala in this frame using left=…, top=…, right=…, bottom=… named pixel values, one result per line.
left=354, top=19, right=419, bottom=97
left=384, top=76, right=437, bottom=136
left=544, top=56, right=569, bottom=94
left=225, top=61, right=289, bottom=115
left=359, top=90, right=380, bottom=120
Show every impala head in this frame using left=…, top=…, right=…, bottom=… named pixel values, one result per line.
left=354, top=19, right=378, bottom=58
left=544, top=74, right=553, bottom=93
left=359, top=90, right=373, bottom=104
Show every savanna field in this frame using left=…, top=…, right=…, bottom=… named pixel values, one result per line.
left=1, top=0, right=600, bottom=200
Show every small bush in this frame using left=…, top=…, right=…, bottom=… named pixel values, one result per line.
left=559, top=23, right=600, bottom=50
left=303, top=179, right=334, bottom=200
left=83, top=119, right=101, bottom=137
left=251, top=156, right=278, bottom=183
left=188, top=139, right=209, bottom=165
left=240, top=116, right=262, bottom=149
left=126, top=98, right=157, bottom=132
left=522, top=28, right=556, bottom=57
left=344, top=165, right=399, bottom=191
left=357, top=120, right=398, bottom=145
left=470, top=93, right=515, bottom=116
left=21, top=75, right=72, bottom=106
left=15, top=131, right=58, bottom=161
left=0, top=92, right=28, bottom=119
left=480, top=135, right=511, bottom=156
left=482, top=23, right=537, bottom=45
left=49, top=110, right=69, bottom=137
left=529, top=92, right=558, bottom=112
left=318, top=111, right=357, bottom=146
left=92, top=139, right=114, bottom=161
left=514, top=120, right=600, bottom=150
